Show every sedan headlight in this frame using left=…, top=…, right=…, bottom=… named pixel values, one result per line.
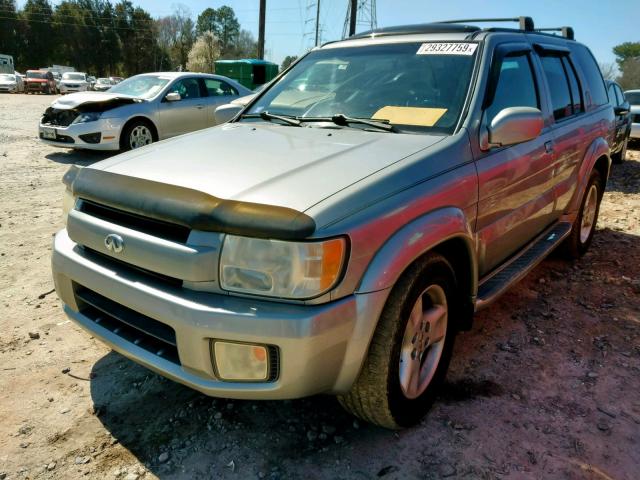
left=220, top=235, right=346, bottom=299
left=73, top=112, right=101, bottom=124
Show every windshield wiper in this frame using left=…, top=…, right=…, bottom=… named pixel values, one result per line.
left=300, top=114, right=397, bottom=132
left=240, top=111, right=302, bottom=127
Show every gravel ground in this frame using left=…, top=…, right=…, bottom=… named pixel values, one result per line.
left=0, top=93, right=639, bottom=480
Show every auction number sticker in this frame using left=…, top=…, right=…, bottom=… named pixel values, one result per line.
left=417, top=42, right=478, bottom=55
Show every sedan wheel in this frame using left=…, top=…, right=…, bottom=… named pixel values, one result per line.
left=129, top=125, right=153, bottom=149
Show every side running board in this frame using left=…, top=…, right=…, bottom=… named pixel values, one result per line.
left=475, top=222, right=572, bottom=311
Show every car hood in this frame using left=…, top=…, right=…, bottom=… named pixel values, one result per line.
left=0, top=80, right=16, bottom=85
left=26, top=78, right=46, bottom=83
left=87, top=123, right=445, bottom=213
left=51, top=92, right=141, bottom=110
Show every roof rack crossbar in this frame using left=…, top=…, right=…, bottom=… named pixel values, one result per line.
left=535, top=26, right=575, bottom=40
left=436, top=16, right=534, bottom=31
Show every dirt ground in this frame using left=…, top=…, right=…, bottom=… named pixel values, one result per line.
left=0, top=92, right=639, bottom=480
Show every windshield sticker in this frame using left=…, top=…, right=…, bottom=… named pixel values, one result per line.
left=372, top=106, right=447, bottom=127
left=417, top=42, right=477, bottom=55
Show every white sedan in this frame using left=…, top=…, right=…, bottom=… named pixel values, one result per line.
left=59, top=72, right=90, bottom=94
left=39, top=72, right=251, bottom=151
left=0, top=73, right=24, bottom=93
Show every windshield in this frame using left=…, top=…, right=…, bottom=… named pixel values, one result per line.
left=97, top=78, right=110, bottom=84
left=625, top=91, right=640, bottom=105
left=0, top=74, right=15, bottom=81
left=246, top=42, right=478, bottom=133
left=107, top=75, right=170, bottom=99
left=62, top=73, right=85, bottom=81
left=27, top=72, right=45, bottom=79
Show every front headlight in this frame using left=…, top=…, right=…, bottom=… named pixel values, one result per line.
left=220, top=235, right=346, bottom=299
left=73, top=111, right=102, bottom=124
left=62, top=188, right=76, bottom=222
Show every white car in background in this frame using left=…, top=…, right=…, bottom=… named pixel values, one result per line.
left=0, top=73, right=24, bottom=93
left=625, top=89, right=640, bottom=141
left=59, top=72, right=89, bottom=94
left=39, top=72, right=251, bottom=151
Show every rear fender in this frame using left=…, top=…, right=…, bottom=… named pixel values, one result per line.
left=566, top=137, right=610, bottom=215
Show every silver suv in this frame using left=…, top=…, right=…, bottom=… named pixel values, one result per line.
left=52, top=17, right=615, bottom=429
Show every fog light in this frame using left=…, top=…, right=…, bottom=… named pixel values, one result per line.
left=212, top=341, right=269, bottom=381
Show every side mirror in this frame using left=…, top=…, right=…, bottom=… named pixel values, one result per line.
left=214, top=103, right=243, bottom=124
left=614, top=104, right=630, bottom=116
left=487, top=107, right=543, bottom=148
left=165, top=92, right=181, bottom=102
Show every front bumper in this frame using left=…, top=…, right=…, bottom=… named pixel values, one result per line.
left=39, top=117, right=124, bottom=150
left=26, top=83, right=48, bottom=92
left=0, top=84, right=17, bottom=93
left=630, top=123, right=640, bottom=139
left=60, top=85, right=87, bottom=93
left=52, top=229, right=389, bottom=399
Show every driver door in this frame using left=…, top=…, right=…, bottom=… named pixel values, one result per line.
left=475, top=46, right=557, bottom=275
left=158, top=77, right=208, bottom=137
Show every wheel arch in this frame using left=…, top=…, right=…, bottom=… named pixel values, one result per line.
left=120, top=115, right=159, bottom=147
left=566, top=137, right=611, bottom=214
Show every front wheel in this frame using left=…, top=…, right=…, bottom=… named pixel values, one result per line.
left=562, top=169, right=603, bottom=259
left=120, top=120, right=155, bottom=151
left=338, top=253, right=459, bottom=429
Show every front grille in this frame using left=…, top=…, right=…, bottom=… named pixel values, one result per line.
left=75, top=285, right=180, bottom=365
left=82, top=246, right=183, bottom=287
left=42, top=107, right=78, bottom=127
left=79, top=200, right=191, bottom=244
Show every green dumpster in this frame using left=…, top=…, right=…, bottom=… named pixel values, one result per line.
left=214, top=59, right=279, bottom=91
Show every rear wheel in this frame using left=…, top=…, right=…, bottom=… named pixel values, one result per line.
left=120, top=120, right=155, bottom=151
left=562, top=169, right=603, bottom=259
left=338, top=253, right=459, bottom=429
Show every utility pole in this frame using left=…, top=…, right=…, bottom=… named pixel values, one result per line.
left=349, top=0, right=357, bottom=36
left=258, top=0, right=266, bottom=59
left=314, top=0, right=321, bottom=46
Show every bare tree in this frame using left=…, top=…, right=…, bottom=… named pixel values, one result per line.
left=599, top=62, right=618, bottom=82
left=186, top=31, right=221, bottom=73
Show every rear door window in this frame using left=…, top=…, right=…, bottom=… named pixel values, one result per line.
left=540, top=56, right=573, bottom=121
left=562, top=57, right=583, bottom=114
left=485, top=53, right=539, bottom=123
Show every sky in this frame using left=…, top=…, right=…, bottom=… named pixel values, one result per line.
left=18, top=0, right=640, bottom=68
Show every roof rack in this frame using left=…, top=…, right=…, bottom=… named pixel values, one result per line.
left=349, top=23, right=479, bottom=39
left=535, top=26, right=575, bottom=40
left=436, top=16, right=534, bottom=32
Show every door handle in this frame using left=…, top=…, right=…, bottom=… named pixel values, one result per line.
left=196, top=104, right=205, bottom=110
left=544, top=141, right=554, bottom=154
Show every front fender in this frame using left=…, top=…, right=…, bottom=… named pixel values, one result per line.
left=357, top=206, right=477, bottom=297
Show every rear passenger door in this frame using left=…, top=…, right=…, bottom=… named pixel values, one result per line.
left=202, top=78, right=240, bottom=125
left=534, top=47, right=588, bottom=215
left=475, top=44, right=557, bottom=275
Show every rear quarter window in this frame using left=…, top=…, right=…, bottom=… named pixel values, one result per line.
left=571, top=45, right=608, bottom=108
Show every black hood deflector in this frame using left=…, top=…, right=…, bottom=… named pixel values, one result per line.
left=63, top=165, right=316, bottom=240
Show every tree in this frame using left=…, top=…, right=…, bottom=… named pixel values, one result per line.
left=0, top=0, right=19, bottom=65
left=618, top=58, right=640, bottom=91
left=598, top=62, right=617, bottom=82
left=195, top=7, right=216, bottom=37
left=186, top=30, right=220, bottom=73
left=21, top=0, right=54, bottom=68
left=613, top=42, right=640, bottom=68
left=281, top=55, right=298, bottom=70
left=231, top=29, right=258, bottom=58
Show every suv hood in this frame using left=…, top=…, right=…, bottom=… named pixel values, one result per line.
left=88, top=123, right=445, bottom=213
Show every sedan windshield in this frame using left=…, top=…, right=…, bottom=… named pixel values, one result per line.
left=108, top=75, right=170, bottom=99
left=246, top=42, right=478, bottom=133
left=62, top=73, right=85, bottom=81
left=97, top=78, right=111, bottom=84
left=0, top=74, right=15, bottom=81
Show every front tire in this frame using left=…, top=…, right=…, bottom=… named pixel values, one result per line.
left=338, top=253, right=459, bottom=429
left=562, top=169, right=603, bottom=259
left=120, top=120, right=155, bottom=151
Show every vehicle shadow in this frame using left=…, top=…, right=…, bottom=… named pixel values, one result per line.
left=88, top=228, right=640, bottom=478
left=46, top=149, right=115, bottom=166
left=607, top=148, right=640, bottom=194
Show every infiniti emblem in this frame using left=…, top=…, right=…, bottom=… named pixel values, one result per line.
left=104, top=233, right=124, bottom=253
